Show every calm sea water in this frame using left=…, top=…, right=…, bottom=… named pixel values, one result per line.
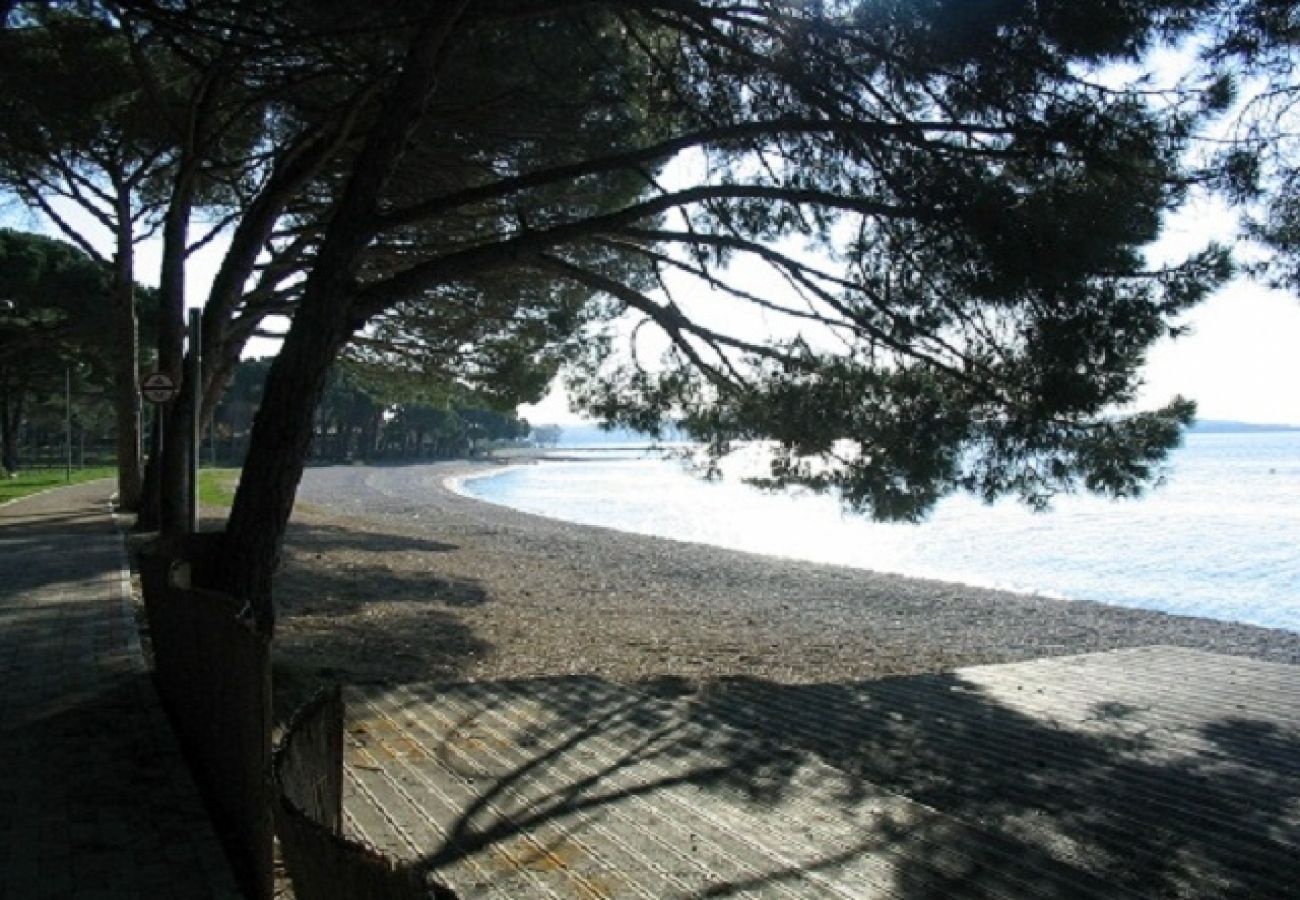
left=459, top=432, right=1300, bottom=632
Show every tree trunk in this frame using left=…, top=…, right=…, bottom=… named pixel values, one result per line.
left=136, top=413, right=162, bottom=530
left=222, top=290, right=359, bottom=631
left=158, top=164, right=197, bottom=535
left=361, top=412, right=379, bottom=462
left=110, top=211, right=143, bottom=511
left=1, top=374, right=22, bottom=473
left=220, top=7, right=467, bottom=632
left=199, top=343, right=242, bottom=434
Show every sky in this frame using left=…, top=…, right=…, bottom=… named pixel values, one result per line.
left=1130, top=190, right=1300, bottom=428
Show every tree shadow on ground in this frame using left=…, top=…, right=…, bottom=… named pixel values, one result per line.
left=0, top=501, right=116, bottom=543
left=274, top=518, right=479, bottom=617
left=687, top=674, right=1299, bottom=898
left=274, top=604, right=489, bottom=726
left=283, top=518, right=461, bottom=555
left=269, top=520, right=491, bottom=725
left=1, top=673, right=233, bottom=897
left=362, top=664, right=1300, bottom=899
left=0, top=507, right=123, bottom=596
left=0, top=507, right=109, bottom=527
left=276, top=553, right=486, bottom=615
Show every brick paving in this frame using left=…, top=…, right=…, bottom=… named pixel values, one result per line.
left=0, top=482, right=242, bottom=899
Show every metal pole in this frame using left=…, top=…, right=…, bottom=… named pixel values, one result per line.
left=187, top=308, right=202, bottom=533
left=65, top=366, right=71, bottom=482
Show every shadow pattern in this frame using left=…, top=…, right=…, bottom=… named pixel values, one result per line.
left=337, top=655, right=1300, bottom=899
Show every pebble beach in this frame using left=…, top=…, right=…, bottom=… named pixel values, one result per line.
left=262, top=461, right=1300, bottom=714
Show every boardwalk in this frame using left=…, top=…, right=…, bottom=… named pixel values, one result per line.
left=0, top=483, right=240, bottom=900
left=342, top=647, right=1300, bottom=899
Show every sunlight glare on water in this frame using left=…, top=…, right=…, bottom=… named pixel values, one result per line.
left=460, top=432, right=1300, bottom=632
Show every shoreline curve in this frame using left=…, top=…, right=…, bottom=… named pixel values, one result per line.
left=279, top=461, right=1299, bottom=689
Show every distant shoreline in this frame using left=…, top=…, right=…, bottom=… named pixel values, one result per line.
left=520, top=421, right=1300, bottom=446
left=1190, top=420, right=1300, bottom=433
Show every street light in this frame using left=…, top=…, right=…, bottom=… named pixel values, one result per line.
left=0, top=300, right=13, bottom=478
left=64, top=365, right=72, bottom=482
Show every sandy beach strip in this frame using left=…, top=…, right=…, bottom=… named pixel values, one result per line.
left=259, top=460, right=1300, bottom=713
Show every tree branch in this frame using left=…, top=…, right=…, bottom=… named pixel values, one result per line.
left=378, top=118, right=1011, bottom=229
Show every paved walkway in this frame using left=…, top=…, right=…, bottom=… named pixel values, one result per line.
left=0, top=482, right=242, bottom=899
left=343, top=647, right=1300, bottom=899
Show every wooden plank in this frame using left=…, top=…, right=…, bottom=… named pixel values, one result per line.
left=343, top=648, right=1300, bottom=899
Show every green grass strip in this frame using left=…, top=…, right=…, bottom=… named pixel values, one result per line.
left=0, top=467, right=117, bottom=504
left=197, top=467, right=241, bottom=508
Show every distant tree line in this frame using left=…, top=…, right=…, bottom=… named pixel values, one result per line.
left=0, top=228, right=156, bottom=474
left=0, top=225, right=537, bottom=472
left=212, top=357, right=530, bottom=466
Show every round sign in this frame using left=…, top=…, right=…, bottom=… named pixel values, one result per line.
left=141, top=372, right=179, bottom=404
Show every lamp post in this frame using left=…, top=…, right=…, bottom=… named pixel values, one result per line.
left=186, top=308, right=201, bottom=533
left=0, top=300, right=15, bottom=477
left=65, top=365, right=71, bottom=482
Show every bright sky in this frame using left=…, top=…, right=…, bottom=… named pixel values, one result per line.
left=1141, top=281, right=1300, bottom=425
left=1133, top=192, right=1300, bottom=427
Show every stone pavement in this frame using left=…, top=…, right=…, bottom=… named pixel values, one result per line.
left=0, top=482, right=242, bottom=900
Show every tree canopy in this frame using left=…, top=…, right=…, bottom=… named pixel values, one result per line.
left=0, top=5, right=203, bottom=506
left=212, top=356, right=530, bottom=465
left=4, top=1, right=1242, bottom=630
left=1204, top=0, right=1300, bottom=292
left=0, top=228, right=145, bottom=472
left=0, top=228, right=113, bottom=359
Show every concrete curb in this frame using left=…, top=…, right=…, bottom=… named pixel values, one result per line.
left=108, top=494, right=147, bottom=673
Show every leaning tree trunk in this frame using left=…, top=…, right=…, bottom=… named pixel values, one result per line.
left=220, top=5, right=467, bottom=633
left=199, top=341, right=243, bottom=435
left=110, top=210, right=143, bottom=511
left=222, top=289, right=359, bottom=632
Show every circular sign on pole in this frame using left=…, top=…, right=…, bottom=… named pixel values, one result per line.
left=141, top=371, right=179, bottom=404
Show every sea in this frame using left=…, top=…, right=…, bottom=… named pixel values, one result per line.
left=457, top=429, right=1300, bottom=633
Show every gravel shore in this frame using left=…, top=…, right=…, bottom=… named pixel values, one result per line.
left=260, top=461, right=1300, bottom=714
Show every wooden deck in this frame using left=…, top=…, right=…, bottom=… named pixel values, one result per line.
left=339, top=647, right=1300, bottom=899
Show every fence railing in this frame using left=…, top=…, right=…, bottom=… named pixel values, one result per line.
left=138, top=533, right=274, bottom=900
left=273, top=688, right=459, bottom=900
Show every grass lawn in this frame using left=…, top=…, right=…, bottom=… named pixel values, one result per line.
left=198, top=467, right=241, bottom=508
left=0, top=467, right=117, bottom=504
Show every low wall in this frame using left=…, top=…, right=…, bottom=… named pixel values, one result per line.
left=139, top=533, right=273, bottom=900
left=274, top=688, right=458, bottom=900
